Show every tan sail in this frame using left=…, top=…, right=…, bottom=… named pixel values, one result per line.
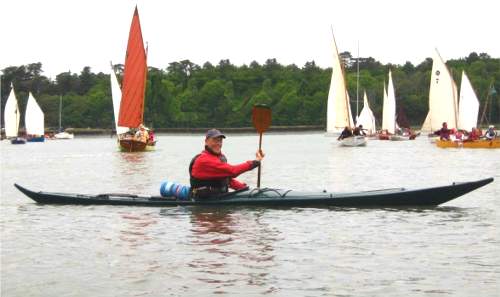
left=382, top=70, right=396, bottom=134
left=326, top=33, right=353, bottom=134
left=427, top=49, right=458, bottom=130
left=457, top=71, right=479, bottom=131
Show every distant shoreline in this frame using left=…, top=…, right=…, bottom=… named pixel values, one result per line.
left=54, top=125, right=325, bottom=135
left=3, top=123, right=498, bottom=137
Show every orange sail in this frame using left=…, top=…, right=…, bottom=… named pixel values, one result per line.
left=118, top=7, right=147, bottom=128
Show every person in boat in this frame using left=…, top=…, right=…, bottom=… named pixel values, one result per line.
left=134, top=124, right=149, bottom=143
left=434, top=122, right=451, bottom=140
left=353, top=125, right=366, bottom=136
left=466, top=127, right=481, bottom=141
left=483, top=125, right=497, bottom=140
left=189, top=129, right=264, bottom=199
left=454, top=129, right=464, bottom=141
left=338, top=126, right=353, bottom=140
left=148, top=130, right=156, bottom=143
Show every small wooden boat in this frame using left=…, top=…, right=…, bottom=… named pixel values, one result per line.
left=25, top=92, right=45, bottom=143
left=14, top=177, right=493, bottom=208
left=27, top=136, right=45, bottom=142
left=339, top=136, right=367, bottom=147
left=118, top=135, right=156, bottom=152
left=10, top=137, right=26, bottom=144
left=325, top=31, right=355, bottom=137
left=436, top=139, right=500, bottom=148
left=114, top=7, right=156, bottom=152
left=390, top=133, right=419, bottom=141
left=53, top=131, right=74, bottom=139
left=377, top=133, right=391, bottom=140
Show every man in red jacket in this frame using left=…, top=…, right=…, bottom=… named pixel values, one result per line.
left=189, top=129, right=264, bottom=198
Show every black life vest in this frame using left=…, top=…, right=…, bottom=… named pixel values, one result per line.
left=189, top=152, right=230, bottom=197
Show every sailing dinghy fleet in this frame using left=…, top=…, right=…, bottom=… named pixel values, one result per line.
left=325, top=40, right=496, bottom=148
left=3, top=84, right=45, bottom=144
left=421, top=49, right=499, bottom=148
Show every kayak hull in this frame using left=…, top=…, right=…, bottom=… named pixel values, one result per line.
left=14, top=178, right=493, bottom=208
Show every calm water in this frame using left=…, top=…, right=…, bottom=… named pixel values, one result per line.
left=1, top=133, right=499, bottom=297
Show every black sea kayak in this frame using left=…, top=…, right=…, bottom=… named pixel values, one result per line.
left=14, top=177, right=493, bottom=208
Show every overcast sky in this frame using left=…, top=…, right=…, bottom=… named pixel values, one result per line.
left=1, top=0, right=498, bottom=78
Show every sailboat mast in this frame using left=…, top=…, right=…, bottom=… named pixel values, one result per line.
left=356, top=41, right=360, bottom=119
left=59, top=95, right=62, bottom=131
left=0, top=74, right=2, bottom=132
left=479, top=80, right=494, bottom=126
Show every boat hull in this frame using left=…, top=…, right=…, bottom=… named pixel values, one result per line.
left=436, top=139, right=500, bottom=148
left=54, top=132, right=74, bottom=139
left=14, top=177, right=493, bottom=208
left=118, top=139, right=156, bottom=152
left=10, top=137, right=27, bottom=144
left=390, top=134, right=418, bottom=141
left=339, top=136, right=366, bottom=147
left=27, top=136, right=45, bottom=142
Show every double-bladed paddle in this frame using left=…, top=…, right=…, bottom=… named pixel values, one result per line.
left=252, top=104, right=272, bottom=188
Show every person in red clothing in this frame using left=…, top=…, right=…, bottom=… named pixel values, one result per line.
left=466, top=127, right=481, bottom=141
left=189, top=129, right=264, bottom=198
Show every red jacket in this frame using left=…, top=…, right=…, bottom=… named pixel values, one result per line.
left=191, top=150, right=257, bottom=190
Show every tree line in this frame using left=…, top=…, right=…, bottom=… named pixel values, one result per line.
left=1, top=52, right=499, bottom=130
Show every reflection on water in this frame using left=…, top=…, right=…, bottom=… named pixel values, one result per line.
left=183, top=208, right=280, bottom=294
left=117, top=211, right=158, bottom=248
left=112, top=152, right=154, bottom=193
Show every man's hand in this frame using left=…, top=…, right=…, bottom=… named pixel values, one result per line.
left=256, top=150, right=265, bottom=161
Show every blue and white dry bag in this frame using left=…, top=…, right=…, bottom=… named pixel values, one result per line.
left=160, top=181, right=191, bottom=200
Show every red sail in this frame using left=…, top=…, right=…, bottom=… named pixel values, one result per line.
left=118, top=7, right=147, bottom=128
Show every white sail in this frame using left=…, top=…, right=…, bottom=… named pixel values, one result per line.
left=326, top=34, right=353, bottom=134
left=421, top=111, right=431, bottom=132
left=427, top=49, right=458, bottom=130
left=25, top=92, right=45, bottom=136
left=458, top=71, right=479, bottom=131
left=382, top=70, right=396, bottom=134
left=356, top=91, right=376, bottom=134
left=110, top=66, right=129, bottom=135
left=346, top=91, right=354, bottom=128
left=4, top=85, right=20, bottom=138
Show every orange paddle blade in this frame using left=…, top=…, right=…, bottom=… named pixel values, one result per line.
left=252, top=104, right=272, bottom=134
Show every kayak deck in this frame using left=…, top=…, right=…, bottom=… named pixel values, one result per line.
left=14, top=177, right=494, bottom=208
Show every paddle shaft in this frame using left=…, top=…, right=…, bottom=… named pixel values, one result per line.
left=257, top=133, right=263, bottom=188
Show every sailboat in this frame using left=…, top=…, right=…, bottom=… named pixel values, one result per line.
left=421, top=49, right=458, bottom=135
left=53, top=95, right=74, bottom=139
left=356, top=91, right=376, bottom=135
left=436, top=71, right=499, bottom=148
left=116, top=7, right=156, bottom=152
left=25, top=92, right=45, bottom=142
left=326, top=32, right=365, bottom=146
left=4, top=84, right=26, bottom=144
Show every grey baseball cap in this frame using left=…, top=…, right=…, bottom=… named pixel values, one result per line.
left=206, top=129, right=226, bottom=139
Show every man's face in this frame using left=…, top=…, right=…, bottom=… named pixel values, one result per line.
left=205, top=137, right=223, bottom=154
